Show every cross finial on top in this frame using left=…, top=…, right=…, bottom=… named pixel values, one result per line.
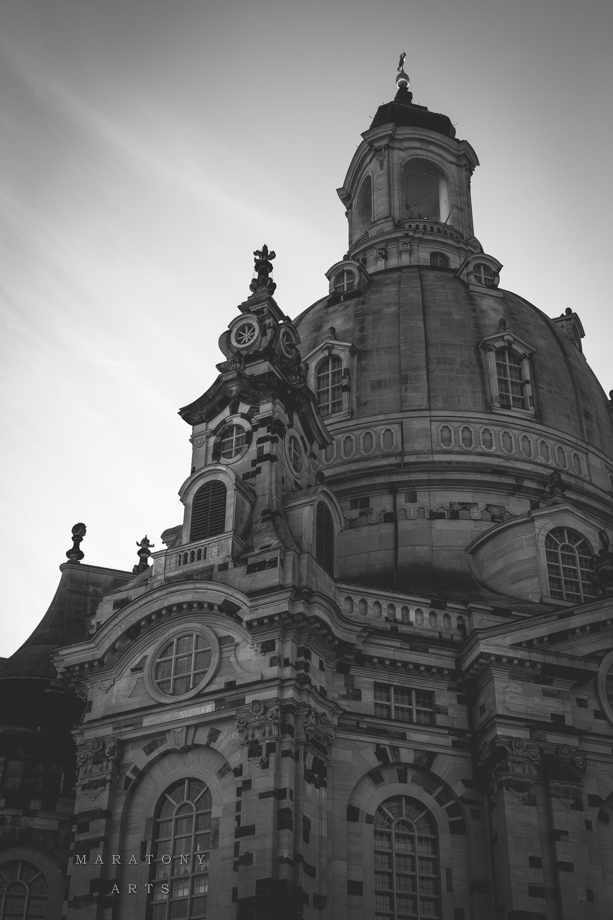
left=395, top=51, right=410, bottom=93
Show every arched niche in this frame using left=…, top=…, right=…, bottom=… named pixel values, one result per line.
left=402, top=157, right=449, bottom=223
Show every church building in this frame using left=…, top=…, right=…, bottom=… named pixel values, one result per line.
left=2, top=57, right=613, bottom=920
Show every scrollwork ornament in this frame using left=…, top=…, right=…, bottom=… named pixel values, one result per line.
left=235, top=699, right=281, bottom=745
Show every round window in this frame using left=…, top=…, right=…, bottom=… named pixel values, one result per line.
left=288, top=434, right=303, bottom=473
left=146, top=627, right=219, bottom=702
left=230, top=317, right=259, bottom=349
left=219, top=423, right=247, bottom=460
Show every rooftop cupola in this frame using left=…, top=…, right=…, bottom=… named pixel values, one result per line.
left=336, top=54, right=483, bottom=274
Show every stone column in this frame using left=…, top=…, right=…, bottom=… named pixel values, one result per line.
left=67, top=736, right=121, bottom=918
left=233, top=698, right=291, bottom=920
left=541, top=744, right=594, bottom=920
left=478, top=737, right=543, bottom=919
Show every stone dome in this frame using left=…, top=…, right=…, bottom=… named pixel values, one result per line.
left=296, top=266, right=612, bottom=456
left=294, top=265, right=613, bottom=607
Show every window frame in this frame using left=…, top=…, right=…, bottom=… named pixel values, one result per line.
left=373, top=795, right=441, bottom=920
left=315, top=500, right=335, bottom=576
left=146, top=778, right=213, bottom=920
left=479, top=331, right=536, bottom=418
left=0, top=860, right=49, bottom=920
left=189, top=480, right=228, bottom=542
left=145, top=626, right=220, bottom=704
left=544, top=527, right=595, bottom=604
left=374, top=683, right=436, bottom=726
left=315, top=354, right=344, bottom=418
left=429, top=252, right=449, bottom=268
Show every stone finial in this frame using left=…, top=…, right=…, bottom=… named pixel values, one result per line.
left=592, top=529, right=613, bottom=597
left=249, top=244, right=277, bottom=296
left=66, top=522, right=86, bottom=563
left=133, top=535, right=154, bottom=574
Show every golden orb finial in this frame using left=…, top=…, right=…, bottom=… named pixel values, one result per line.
left=396, top=51, right=409, bottom=90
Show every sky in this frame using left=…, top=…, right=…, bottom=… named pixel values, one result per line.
left=1, top=0, right=612, bottom=658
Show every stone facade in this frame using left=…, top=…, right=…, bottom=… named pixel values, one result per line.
left=2, top=67, right=613, bottom=920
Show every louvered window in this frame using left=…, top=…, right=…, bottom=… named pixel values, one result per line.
left=316, top=501, right=334, bottom=576
left=190, top=482, right=226, bottom=541
left=495, top=347, right=527, bottom=409
left=545, top=527, right=594, bottom=603
left=316, top=356, right=343, bottom=417
left=147, top=778, right=212, bottom=920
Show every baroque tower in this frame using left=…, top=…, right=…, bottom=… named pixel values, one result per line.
left=2, top=58, right=613, bottom=920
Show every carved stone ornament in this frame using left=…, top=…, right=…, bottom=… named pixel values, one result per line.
left=541, top=743, right=586, bottom=785
left=133, top=535, right=154, bottom=574
left=76, top=737, right=121, bottom=799
left=546, top=469, right=567, bottom=504
left=478, top=737, right=541, bottom=802
left=235, top=699, right=281, bottom=745
left=249, top=244, right=276, bottom=296
left=303, top=707, right=337, bottom=760
left=66, top=522, right=87, bottom=563
left=592, top=529, right=613, bottom=597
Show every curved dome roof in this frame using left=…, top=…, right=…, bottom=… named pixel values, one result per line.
left=296, top=266, right=613, bottom=456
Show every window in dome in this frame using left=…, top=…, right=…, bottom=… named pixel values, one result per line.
left=539, top=440, right=551, bottom=463
left=439, top=426, right=453, bottom=448
left=147, top=778, right=212, bottom=920
left=520, top=435, right=533, bottom=458
left=357, top=176, right=373, bottom=231
left=333, top=269, right=356, bottom=294
left=381, top=428, right=395, bottom=451
left=361, top=430, right=375, bottom=455
left=480, top=427, right=494, bottom=451
left=403, top=158, right=449, bottom=222
left=190, top=482, right=227, bottom=541
left=473, top=263, right=497, bottom=287
left=501, top=430, right=514, bottom=454
left=316, top=355, right=343, bottom=417
left=342, top=435, right=355, bottom=459
left=460, top=426, right=473, bottom=449
left=571, top=452, right=583, bottom=475
left=496, top=348, right=527, bottom=410
left=373, top=796, right=440, bottom=920
left=430, top=251, right=449, bottom=268
left=316, top=501, right=335, bottom=576
left=545, top=527, right=594, bottom=603
left=555, top=446, right=567, bottom=468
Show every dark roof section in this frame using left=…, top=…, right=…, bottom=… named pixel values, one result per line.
left=370, top=85, right=456, bottom=138
left=0, top=563, right=132, bottom=681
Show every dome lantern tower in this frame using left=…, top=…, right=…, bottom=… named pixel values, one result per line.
left=336, top=55, right=483, bottom=275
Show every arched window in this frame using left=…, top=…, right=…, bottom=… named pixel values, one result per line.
left=148, top=778, right=212, bottom=920
left=316, top=356, right=343, bottom=417
left=403, top=158, right=448, bottom=222
left=429, top=252, right=449, bottom=268
left=495, top=347, right=527, bottom=410
left=545, top=527, right=594, bottom=603
left=0, top=861, right=48, bottom=919
left=316, top=501, right=334, bottom=575
left=190, top=482, right=227, bottom=541
left=473, top=263, right=496, bottom=287
left=219, top=424, right=246, bottom=460
left=357, top=176, right=373, bottom=230
left=374, top=796, right=440, bottom=919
